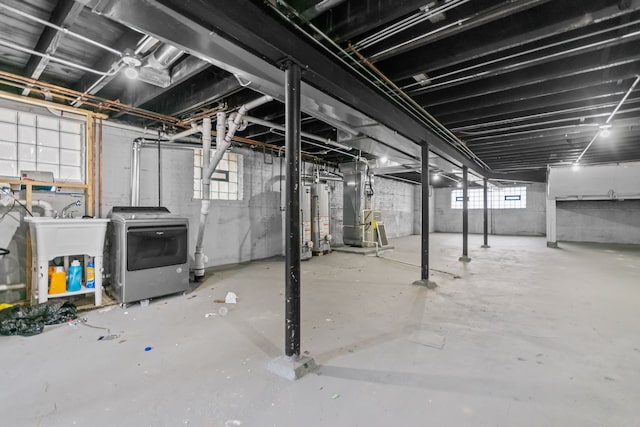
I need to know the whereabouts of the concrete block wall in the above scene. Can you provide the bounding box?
[433,183,546,236]
[413,184,435,234]
[557,200,640,244]
[101,123,286,267]
[372,177,416,238]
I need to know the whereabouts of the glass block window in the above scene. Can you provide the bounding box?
[0,108,85,182]
[194,149,242,200]
[451,186,527,209]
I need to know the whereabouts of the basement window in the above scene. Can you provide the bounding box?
[0,108,85,182]
[193,150,243,200]
[451,186,527,209]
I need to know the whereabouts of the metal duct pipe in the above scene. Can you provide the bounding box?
[193,116,214,280]
[147,44,184,69]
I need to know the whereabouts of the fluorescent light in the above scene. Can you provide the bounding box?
[432,173,440,181]
[380,156,388,163]
[457,182,462,188]
[572,163,580,171]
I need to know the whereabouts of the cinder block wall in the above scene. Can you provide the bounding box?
[373,177,416,238]
[102,123,286,267]
[433,183,546,236]
[557,200,640,244]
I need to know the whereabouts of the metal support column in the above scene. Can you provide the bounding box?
[413,143,436,288]
[285,62,302,359]
[481,177,490,248]
[459,166,471,262]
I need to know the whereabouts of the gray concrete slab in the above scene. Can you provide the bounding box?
[1,233,639,426]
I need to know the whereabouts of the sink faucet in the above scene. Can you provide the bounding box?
[61,200,81,218]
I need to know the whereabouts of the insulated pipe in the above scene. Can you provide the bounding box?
[130,140,141,206]
[193,117,214,280]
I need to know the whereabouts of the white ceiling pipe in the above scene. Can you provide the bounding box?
[205,95,273,179]
[193,116,213,279]
[165,124,202,141]
[575,75,640,164]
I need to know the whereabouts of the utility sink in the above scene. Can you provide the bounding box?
[24,217,110,260]
[25,217,110,306]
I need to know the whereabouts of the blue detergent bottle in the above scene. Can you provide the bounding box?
[67,260,82,292]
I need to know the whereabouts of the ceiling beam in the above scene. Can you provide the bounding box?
[415,51,640,106]
[384,0,640,81]
[371,0,553,62]
[88,0,492,176]
[22,0,85,95]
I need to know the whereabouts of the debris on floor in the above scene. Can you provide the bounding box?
[331,393,340,400]
[140,299,150,308]
[225,292,238,304]
[213,299,225,303]
[204,312,217,318]
[144,346,152,352]
[0,301,77,336]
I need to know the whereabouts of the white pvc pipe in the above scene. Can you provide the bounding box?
[0,283,26,291]
[192,95,273,279]
[130,140,141,206]
[165,125,202,141]
[18,200,54,217]
[193,117,214,279]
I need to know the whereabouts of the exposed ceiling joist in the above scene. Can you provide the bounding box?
[21,0,85,95]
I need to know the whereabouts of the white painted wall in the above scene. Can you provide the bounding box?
[547,162,640,244]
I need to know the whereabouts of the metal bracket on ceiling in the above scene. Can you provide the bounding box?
[277,57,308,72]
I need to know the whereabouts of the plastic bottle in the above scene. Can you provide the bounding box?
[86,260,95,289]
[49,267,66,294]
[67,260,82,292]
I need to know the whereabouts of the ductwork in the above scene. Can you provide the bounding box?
[137,44,185,88]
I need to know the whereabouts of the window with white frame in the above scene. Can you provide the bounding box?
[193,149,243,200]
[451,186,527,209]
[0,108,85,182]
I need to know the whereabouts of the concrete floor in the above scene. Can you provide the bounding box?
[1,233,639,427]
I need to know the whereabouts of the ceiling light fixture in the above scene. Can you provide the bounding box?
[432,173,440,181]
[124,65,139,79]
[121,49,142,80]
[599,124,611,138]
[380,156,388,163]
[457,182,462,188]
